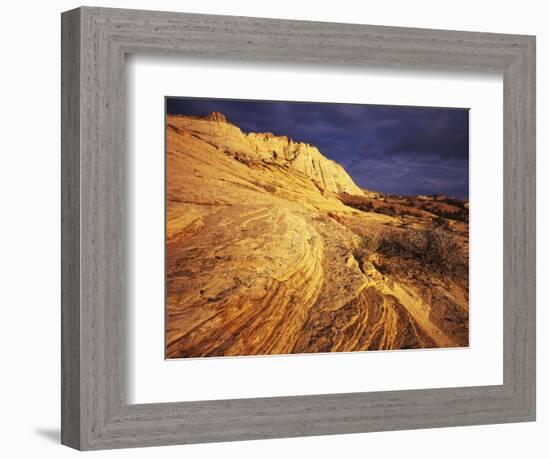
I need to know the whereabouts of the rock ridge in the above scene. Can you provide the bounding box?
[169,112,365,196]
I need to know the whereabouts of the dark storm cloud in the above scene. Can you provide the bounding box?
[166,97,469,198]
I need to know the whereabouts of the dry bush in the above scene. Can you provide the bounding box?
[353,233,380,260]
[339,193,425,218]
[378,226,468,277]
[351,233,380,274]
[359,233,380,254]
[417,199,469,223]
[432,216,450,229]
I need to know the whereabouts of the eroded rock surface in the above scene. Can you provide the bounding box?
[166,113,469,358]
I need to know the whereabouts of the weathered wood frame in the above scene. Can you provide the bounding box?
[61,6,536,450]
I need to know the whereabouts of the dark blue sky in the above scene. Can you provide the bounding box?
[166,97,469,199]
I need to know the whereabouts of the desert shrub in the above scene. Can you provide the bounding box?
[339,193,426,219]
[339,193,374,212]
[432,216,449,229]
[351,233,380,273]
[358,233,380,255]
[376,206,397,217]
[418,201,469,223]
[378,226,468,277]
[437,208,469,223]
[353,234,380,260]
[436,195,467,208]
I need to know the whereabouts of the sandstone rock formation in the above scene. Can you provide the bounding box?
[166,112,469,358]
[169,112,364,196]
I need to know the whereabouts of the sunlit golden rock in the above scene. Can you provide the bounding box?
[166,113,469,358]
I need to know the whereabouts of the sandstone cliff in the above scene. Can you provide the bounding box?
[169,112,364,196]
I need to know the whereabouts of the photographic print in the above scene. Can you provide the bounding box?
[165,98,469,359]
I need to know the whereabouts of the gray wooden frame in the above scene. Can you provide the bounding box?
[61,6,536,451]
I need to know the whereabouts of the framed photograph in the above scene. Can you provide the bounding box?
[61,6,536,450]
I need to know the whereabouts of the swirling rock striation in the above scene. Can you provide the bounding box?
[166,113,469,358]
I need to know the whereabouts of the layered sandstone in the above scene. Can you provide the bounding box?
[168,112,364,196]
[166,112,469,358]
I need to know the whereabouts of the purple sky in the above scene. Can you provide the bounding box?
[166,97,469,199]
